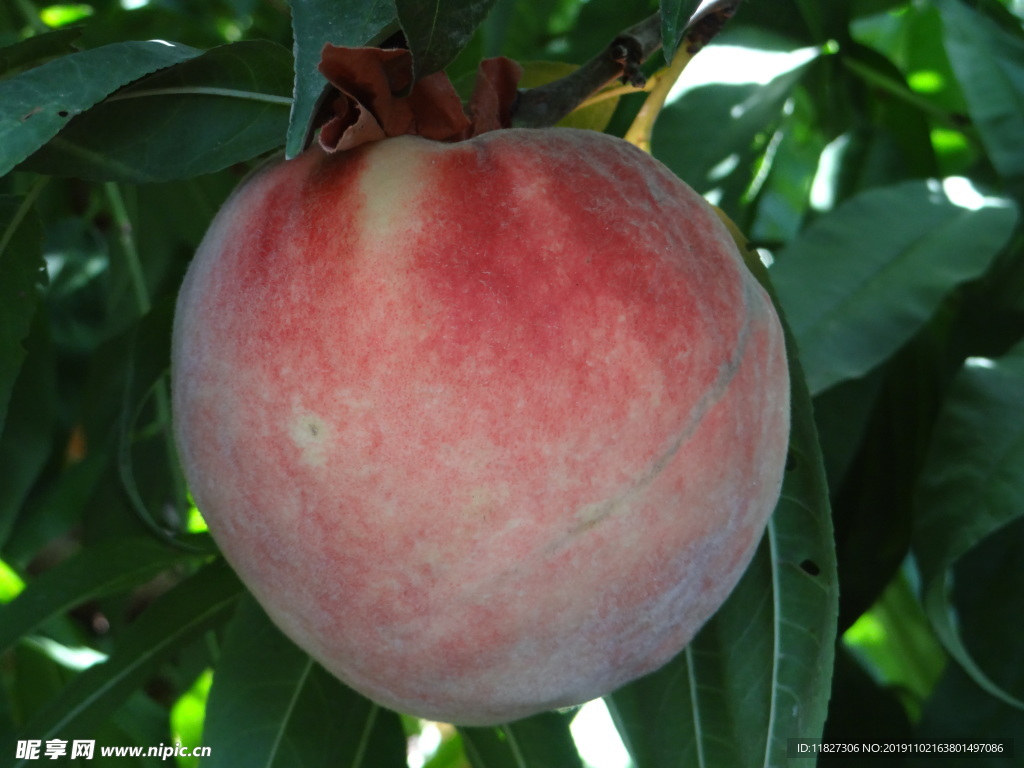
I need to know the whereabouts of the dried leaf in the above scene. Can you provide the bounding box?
[316,45,522,151]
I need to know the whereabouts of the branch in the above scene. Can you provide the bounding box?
[685,0,744,55]
[511,13,661,129]
[624,0,744,152]
[510,0,746,130]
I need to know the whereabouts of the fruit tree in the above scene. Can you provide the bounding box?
[1,1,1023,767]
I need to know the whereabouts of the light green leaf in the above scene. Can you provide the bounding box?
[0,39,200,177]
[913,339,1024,711]
[204,594,407,768]
[771,179,1019,395]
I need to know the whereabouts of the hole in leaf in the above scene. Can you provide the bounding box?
[57,110,69,118]
[799,559,820,576]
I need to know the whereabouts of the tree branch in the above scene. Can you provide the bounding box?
[511,13,661,129]
[685,0,744,54]
[510,0,745,130]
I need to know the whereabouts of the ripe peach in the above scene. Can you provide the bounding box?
[171,127,789,725]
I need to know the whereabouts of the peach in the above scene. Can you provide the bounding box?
[171,127,789,725]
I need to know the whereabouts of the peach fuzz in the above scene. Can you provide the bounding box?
[171,127,790,725]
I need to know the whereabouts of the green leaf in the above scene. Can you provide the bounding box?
[460,712,584,768]
[0,39,200,177]
[937,0,1024,185]
[170,669,212,768]
[652,48,816,211]
[794,0,850,41]
[286,0,397,159]
[770,179,1019,395]
[0,559,242,766]
[19,41,293,183]
[660,0,702,61]
[0,191,46,436]
[0,536,195,654]
[118,298,209,552]
[912,338,1024,711]
[6,642,76,727]
[0,314,56,551]
[0,27,82,77]
[608,252,838,768]
[842,569,947,714]
[914,517,1024,755]
[821,646,914,754]
[396,0,499,79]
[204,594,407,768]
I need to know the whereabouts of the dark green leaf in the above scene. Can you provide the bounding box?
[204,594,407,768]
[0,536,195,653]
[20,41,293,183]
[118,298,206,550]
[793,0,850,41]
[0,314,56,550]
[913,338,1024,710]
[842,570,947,713]
[811,371,884,492]
[609,249,837,768]
[912,518,1024,767]
[0,40,200,177]
[556,0,653,65]
[821,646,914,765]
[0,536,194,655]
[825,333,946,630]
[938,0,1024,185]
[660,0,702,61]
[771,180,1019,395]
[287,0,397,159]
[0,27,81,77]
[6,642,76,726]
[460,712,583,768]
[397,0,499,79]
[0,559,242,765]
[0,192,46,435]
[652,48,816,211]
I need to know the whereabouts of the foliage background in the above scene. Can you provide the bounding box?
[1,0,1023,766]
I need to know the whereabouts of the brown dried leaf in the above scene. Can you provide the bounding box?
[316,45,522,152]
[468,57,524,136]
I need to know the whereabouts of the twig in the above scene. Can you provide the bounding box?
[624,0,743,152]
[510,0,745,130]
[511,13,662,129]
[684,0,744,56]
[622,33,693,153]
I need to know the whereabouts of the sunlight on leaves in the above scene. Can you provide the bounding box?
[40,4,94,28]
[0,556,24,603]
[842,568,946,721]
[186,503,209,534]
[171,669,213,768]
